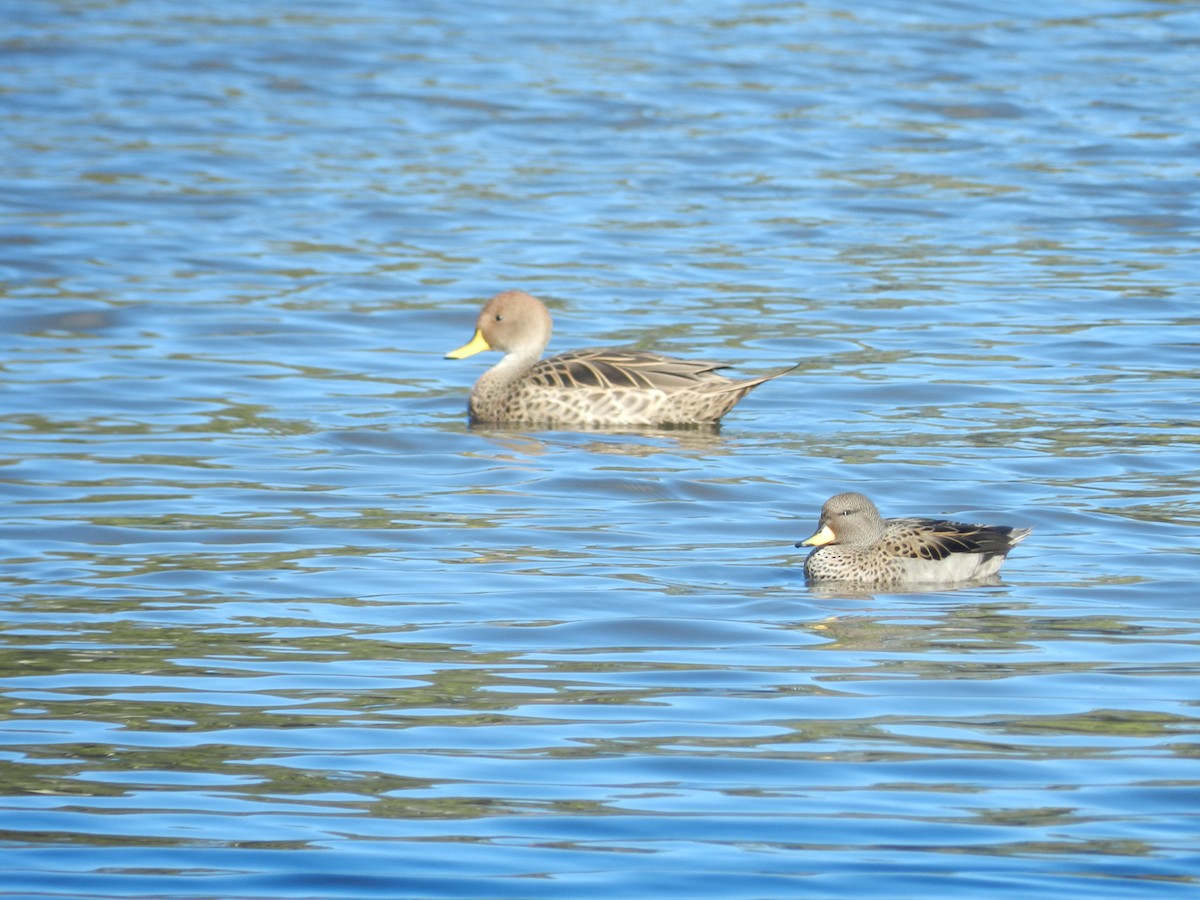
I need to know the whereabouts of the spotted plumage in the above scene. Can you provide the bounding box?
[446,290,797,427]
[796,492,1031,585]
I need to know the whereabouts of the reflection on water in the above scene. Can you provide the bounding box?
[2,0,1200,897]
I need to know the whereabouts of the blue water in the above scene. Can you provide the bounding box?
[2,1,1199,897]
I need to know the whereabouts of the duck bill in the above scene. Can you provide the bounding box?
[446,329,492,359]
[797,524,835,548]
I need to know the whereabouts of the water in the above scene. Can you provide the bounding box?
[2,1,1198,897]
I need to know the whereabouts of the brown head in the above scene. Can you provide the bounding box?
[445,290,554,361]
[796,492,886,549]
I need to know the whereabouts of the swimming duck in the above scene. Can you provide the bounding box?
[446,290,796,427]
[796,491,1031,585]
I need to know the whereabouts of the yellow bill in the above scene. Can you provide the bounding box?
[446,329,492,359]
[798,524,835,547]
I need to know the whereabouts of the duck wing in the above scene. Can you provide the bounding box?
[888,518,1031,562]
[528,348,733,391]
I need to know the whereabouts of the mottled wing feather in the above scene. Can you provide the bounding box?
[890,518,1022,561]
[528,348,732,391]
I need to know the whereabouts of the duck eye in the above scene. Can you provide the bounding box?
[494,314,504,322]
[840,509,855,516]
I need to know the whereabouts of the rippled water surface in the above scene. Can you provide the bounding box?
[2,1,1199,897]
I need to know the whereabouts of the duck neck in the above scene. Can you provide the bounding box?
[473,347,541,407]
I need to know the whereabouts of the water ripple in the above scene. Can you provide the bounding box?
[2,0,1199,897]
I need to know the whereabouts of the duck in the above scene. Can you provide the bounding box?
[796,491,1031,585]
[446,290,797,427]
